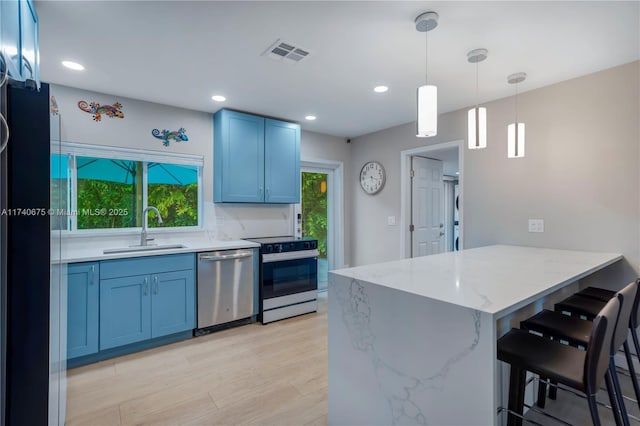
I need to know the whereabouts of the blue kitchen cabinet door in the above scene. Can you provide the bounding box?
[67,262,99,359]
[19,0,38,83]
[264,118,300,203]
[100,275,151,350]
[214,109,265,203]
[150,269,195,338]
[1,0,21,80]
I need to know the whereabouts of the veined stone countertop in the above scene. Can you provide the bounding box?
[330,244,622,318]
[53,231,259,263]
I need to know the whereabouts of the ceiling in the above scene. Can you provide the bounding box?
[35,1,639,138]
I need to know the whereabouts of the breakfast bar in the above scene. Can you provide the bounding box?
[328,245,622,425]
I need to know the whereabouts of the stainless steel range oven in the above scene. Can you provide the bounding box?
[247,237,318,324]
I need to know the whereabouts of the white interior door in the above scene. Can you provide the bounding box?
[411,156,444,257]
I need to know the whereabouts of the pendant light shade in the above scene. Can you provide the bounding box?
[467,49,488,149]
[417,85,438,137]
[415,11,439,138]
[468,107,487,149]
[507,72,527,158]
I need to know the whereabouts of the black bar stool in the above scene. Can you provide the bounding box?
[498,296,621,426]
[577,286,617,302]
[521,281,639,425]
[576,281,640,374]
[548,281,640,411]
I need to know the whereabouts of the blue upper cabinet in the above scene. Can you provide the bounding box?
[214,109,300,204]
[265,119,300,204]
[67,262,99,359]
[0,0,39,85]
[214,110,265,203]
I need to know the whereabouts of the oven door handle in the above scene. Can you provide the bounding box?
[262,250,319,263]
[199,252,253,261]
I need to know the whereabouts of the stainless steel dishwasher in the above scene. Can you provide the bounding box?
[196,249,255,332]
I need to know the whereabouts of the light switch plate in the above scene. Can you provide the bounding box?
[387,216,396,226]
[528,219,544,233]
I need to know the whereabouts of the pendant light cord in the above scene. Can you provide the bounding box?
[515,81,519,124]
[475,61,479,109]
[425,29,429,85]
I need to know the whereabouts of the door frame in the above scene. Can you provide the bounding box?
[296,159,345,272]
[400,140,464,258]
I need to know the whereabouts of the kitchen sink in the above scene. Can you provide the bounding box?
[103,244,187,254]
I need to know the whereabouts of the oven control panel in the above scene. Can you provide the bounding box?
[262,239,317,254]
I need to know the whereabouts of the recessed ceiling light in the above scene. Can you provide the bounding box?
[455,172,460,175]
[61,60,84,71]
[305,115,317,121]
[211,95,226,102]
[373,85,389,93]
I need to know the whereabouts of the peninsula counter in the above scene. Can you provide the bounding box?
[328,245,622,425]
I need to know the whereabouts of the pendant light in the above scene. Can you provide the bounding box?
[415,11,439,138]
[507,72,527,158]
[467,49,488,150]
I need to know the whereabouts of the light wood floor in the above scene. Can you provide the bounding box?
[66,294,328,426]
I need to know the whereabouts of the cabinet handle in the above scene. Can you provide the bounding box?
[0,52,8,88]
[90,265,95,285]
[143,277,149,296]
[154,276,159,295]
[266,188,270,199]
[258,186,263,197]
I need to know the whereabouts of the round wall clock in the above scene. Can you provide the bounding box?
[360,161,386,195]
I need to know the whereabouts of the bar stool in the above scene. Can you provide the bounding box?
[498,296,620,426]
[576,281,640,374]
[550,280,640,412]
[521,281,639,425]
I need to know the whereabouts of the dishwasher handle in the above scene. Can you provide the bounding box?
[199,251,253,261]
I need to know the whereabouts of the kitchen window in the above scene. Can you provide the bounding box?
[51,143,203,232]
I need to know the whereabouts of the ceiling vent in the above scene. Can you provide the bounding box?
[262,39,310,63]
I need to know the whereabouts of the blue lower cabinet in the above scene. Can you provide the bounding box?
[151,270,195,338]
[100,274,152,350]
[67,262,99,359]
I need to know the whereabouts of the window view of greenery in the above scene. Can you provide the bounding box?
[76,157,141,229]
[301,172,328,286]
[147,163,198,227]
[50,153,201,231]
[50,154,69,231]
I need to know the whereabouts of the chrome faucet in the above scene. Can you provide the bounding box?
[141,206,163,246]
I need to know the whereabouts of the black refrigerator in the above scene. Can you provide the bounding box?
[1,80,51,426]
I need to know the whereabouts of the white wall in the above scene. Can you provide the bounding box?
[50,85,351,252]
[350,61,639,287]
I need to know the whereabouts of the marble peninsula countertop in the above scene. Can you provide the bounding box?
[53,231,259,264]
[330,245,622,318]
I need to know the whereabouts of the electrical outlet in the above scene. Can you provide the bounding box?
[528,219,544,233]
[387,216,396,226]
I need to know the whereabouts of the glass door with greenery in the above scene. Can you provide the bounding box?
[301,171,328,290]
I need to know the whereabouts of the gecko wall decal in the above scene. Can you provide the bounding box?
[151,128,188,147]
[77,100,125,121]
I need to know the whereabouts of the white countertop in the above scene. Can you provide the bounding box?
[330,245,622,318]
[54,232,259,263]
